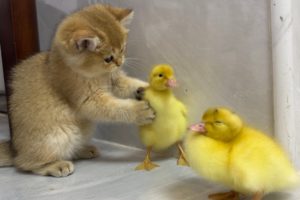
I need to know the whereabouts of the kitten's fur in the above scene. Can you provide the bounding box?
[0,4,154,177]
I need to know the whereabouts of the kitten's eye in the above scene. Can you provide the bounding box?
[120,47,124,53]
[104,55,114,63]
[158,74,164,77]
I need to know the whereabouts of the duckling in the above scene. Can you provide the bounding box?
[135,64,188,171]
[185,107,299,200]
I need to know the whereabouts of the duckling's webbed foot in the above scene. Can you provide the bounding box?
[177,142,189,166]
[208,191,239,200]
[177,154,189,166]
[252,192,264,200]
[135,147,159,171]
[135,159,159,171]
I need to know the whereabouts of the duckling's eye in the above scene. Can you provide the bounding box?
[214,121,223,125]
[158,74,164,77]
[104,55,114,63]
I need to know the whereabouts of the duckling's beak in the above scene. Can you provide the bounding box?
[166,78,177,88]
[189,122,206,134]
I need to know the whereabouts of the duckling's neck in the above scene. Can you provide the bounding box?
[150,88,173,96]
[226,126,245,144]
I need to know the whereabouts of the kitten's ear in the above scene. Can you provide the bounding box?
[76,36,101,52]
[119,9,134,26]
[106,5,134,26]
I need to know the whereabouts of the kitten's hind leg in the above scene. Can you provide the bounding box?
[74,145,99,160]
[32,160,74,177]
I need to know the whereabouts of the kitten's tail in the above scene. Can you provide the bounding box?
[0,141,13,167]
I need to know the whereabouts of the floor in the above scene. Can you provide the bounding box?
[0,115,299,200]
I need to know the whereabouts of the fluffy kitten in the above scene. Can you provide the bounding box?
[0,4,154,177]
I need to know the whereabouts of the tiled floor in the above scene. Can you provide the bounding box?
[0,114,299,200]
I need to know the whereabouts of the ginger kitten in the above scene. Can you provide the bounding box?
[0,4,154,177]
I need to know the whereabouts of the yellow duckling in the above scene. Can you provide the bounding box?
[185,107,299,200]
[135,64,188,171]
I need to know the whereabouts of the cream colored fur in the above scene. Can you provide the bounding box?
[0,4,154,177]
[0,141,13,166]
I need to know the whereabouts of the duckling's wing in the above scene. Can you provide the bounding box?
[178,101,187,118]
[230,130,299,193]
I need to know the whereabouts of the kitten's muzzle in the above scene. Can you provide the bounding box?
[115,58,123,67]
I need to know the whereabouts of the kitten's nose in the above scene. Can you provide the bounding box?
[115,58,123,67]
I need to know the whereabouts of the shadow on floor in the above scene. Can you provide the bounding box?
[163,177,295,200]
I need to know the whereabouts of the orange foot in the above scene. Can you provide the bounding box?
[252,192,264,200]
[177,153,189,166]
[177,142,189,166]
[135,147,159,171]
[208,191,239,200]
[135,159,159,171]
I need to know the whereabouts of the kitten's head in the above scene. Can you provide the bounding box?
[53,4,133,77]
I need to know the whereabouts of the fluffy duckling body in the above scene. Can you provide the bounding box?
[135,64,188,171]
[185,108,299,200]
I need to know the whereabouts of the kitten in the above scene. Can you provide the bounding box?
[0,4,155,177]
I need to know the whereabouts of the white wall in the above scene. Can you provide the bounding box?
[36,0,273,148]
[293,0,300,168]
[271,0,300,168]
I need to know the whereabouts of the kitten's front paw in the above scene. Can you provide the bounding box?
[133,101,155,125]
[135,87,145,101]
[33,160,74,177]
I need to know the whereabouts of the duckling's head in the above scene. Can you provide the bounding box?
[149,64,177,91]
[200,107,243,142]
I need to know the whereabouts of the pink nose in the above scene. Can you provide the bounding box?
[115,59,123,67]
